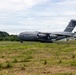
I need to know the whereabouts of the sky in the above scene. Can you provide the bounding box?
[0,0,76,34]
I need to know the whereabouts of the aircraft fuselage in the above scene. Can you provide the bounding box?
[18,20,76,43]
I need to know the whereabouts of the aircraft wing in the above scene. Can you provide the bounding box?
[38,32,74,37]
[52,32,74,36]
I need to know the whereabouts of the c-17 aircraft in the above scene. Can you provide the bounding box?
[18,19,76,43]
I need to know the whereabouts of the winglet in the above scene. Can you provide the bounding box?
[64,19,76,32]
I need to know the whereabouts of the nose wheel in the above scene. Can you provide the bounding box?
[21,40,23,43]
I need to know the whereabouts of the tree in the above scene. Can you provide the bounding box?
[0,31,19,41]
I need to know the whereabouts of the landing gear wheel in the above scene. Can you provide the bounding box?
[21,41,23,43]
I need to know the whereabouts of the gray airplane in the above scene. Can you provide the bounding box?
[18,19,76,43]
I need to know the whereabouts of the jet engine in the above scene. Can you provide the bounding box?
[37,33,47,38]
[49,34,57,39]
[37,33,57,39]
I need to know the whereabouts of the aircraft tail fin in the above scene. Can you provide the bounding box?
[64,19,76,32]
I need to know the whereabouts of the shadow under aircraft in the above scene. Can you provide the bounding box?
[18,19,76,43]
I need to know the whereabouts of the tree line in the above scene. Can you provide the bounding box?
[0,31,19,41]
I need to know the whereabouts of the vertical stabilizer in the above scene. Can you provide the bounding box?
[64,19,76,32]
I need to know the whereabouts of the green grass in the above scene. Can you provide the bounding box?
[0,41,76,75]
[52,72,73,75]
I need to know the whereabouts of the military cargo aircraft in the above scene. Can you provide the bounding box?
[18,19,76,43]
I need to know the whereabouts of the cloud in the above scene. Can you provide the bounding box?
[0,0,76,34]
[63,11,76,16]
[57,0,76,5]
[0,0,48,12]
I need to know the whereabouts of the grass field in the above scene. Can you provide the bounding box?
[0,41,76,75]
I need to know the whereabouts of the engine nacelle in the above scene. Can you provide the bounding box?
[37,34,46,38]
[49,34,57,38]
[37,33,57,39]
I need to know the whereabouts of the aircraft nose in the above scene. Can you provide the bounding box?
[17,35,20,40]
[17,33,23,39]
[17,35,20,38]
